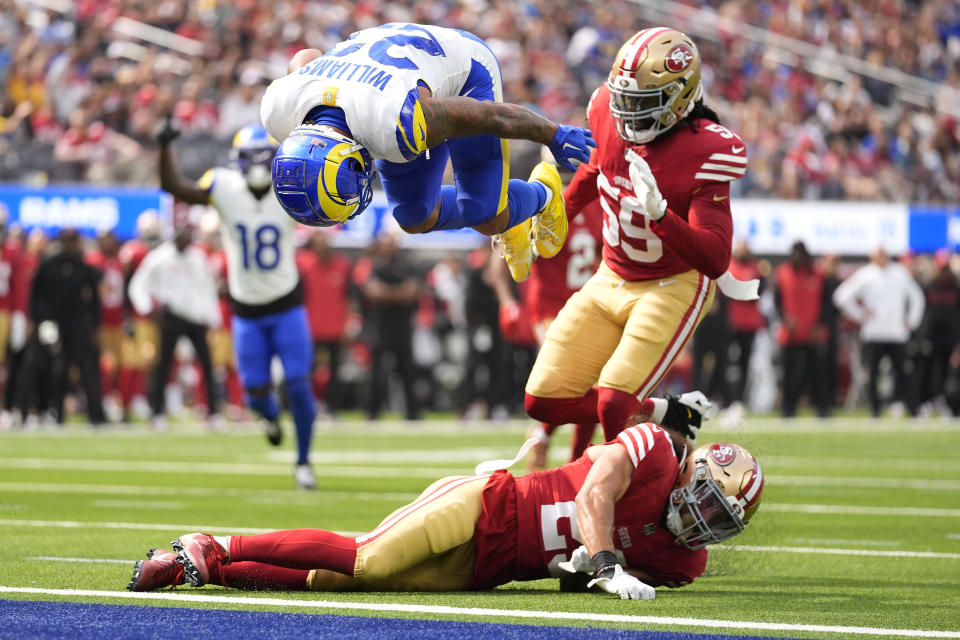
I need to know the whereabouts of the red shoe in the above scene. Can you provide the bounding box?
[172,533,227,587]
[127,549,184,591]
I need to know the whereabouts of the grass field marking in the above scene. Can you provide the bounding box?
[26,557,132,565]
[91,500,184,510]
[948,534,960,540]
[0,518,366,537]
[787,538,902,547]
[719,545,960,559]
[0,519,278,535]
[764,503,960,517]
[0,457,461,478]
[764,456,959,472]
[0,482,419,503]
[771,475,960,491]
[0,586,957,638]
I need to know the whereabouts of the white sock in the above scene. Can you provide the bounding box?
[532,181,552,212]
[213,535,231,560]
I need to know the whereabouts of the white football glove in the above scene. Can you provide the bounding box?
[557,545,594,574]
[625,149,667,221]
[588,564,656,600]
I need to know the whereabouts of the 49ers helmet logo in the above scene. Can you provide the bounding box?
[665,44,694,72]
[709,444,737,466]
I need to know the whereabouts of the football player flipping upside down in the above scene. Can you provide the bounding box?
[524,27,758,442]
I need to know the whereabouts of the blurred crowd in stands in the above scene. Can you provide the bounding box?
[1,0,959,201]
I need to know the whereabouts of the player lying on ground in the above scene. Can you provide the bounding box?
[128,397,763,600]
[260,22,596,282]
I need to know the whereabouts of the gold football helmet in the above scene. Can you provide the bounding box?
[666,443,764,549]
[607,27,703,144]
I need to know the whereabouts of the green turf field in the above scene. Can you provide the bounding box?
[1,415,958,639]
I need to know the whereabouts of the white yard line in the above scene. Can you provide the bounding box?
[787,538,902,547]
[0,482,418,502]
[92,500,184,510]
[770,475,960,491]
[26,557,132,565]
[0,586,956,638]
[716,545,960,560]
[0,458,461,478]
[764,503,960,517]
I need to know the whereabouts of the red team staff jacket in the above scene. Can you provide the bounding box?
[564,84,746,282]
[469,423,707,589]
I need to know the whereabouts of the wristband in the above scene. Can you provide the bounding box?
[591,550,619,578]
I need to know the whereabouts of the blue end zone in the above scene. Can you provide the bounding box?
[0,600,804,640]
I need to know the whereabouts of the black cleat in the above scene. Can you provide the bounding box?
[264,418,282,447]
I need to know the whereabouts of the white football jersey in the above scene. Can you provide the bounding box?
[260,23,503,163]
[201,168,299,306]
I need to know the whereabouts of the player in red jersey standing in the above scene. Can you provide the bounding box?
[86,230,128,420]
[524,27,755,440]
[128,417,763,598]
[296,231,352,415]
[118,213,164,416]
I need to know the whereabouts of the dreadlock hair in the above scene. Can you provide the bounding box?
[682,100,721,133]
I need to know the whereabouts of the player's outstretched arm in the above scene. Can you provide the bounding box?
[419,97,595,170]
[156,116,211,206]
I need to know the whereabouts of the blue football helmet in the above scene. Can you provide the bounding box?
[271,125,375,227]
[231,125,278,191]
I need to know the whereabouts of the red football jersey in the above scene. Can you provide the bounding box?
[526,199,604,324]
[471,423,706,589]
[119,239,151,319]
[12,250,38,314]
[565,84,746,282]
[206,248,233,328]
[86,250,125,326]
[297,249,351,341]
[0,241,22,312]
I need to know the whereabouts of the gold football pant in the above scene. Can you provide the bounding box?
[526,262,715,399]
[307,475,487,592]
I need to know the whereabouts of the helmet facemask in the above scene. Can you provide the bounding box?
[665,443,764,550]
[608,78,701,144]
[665,459,745,549]
[607,28,703,144]
[233,147,277,190]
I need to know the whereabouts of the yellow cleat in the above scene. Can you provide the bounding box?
[529,161,567,258]
[492,218,534,282]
